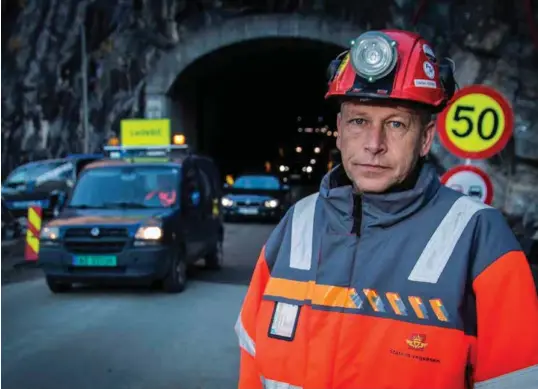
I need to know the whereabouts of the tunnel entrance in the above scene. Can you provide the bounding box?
[169,38,344,183]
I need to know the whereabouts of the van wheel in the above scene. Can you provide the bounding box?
[163,250,187,293]
[205,239,223,270]
[46,276,72,293]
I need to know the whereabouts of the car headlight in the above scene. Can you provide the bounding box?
[221,197,233,207]
[264,199,279,208]
[135,226,162,240]
[41,226,59,240]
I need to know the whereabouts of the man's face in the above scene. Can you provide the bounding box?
[336,100,435,193]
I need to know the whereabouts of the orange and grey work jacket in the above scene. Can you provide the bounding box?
[235,163,538,389]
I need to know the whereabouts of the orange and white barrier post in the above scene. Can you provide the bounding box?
[24,206,43,261]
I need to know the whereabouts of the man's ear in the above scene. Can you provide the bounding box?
[336,112,342,151]
[420,120,436,157]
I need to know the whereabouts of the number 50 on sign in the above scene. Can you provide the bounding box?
[436,85,514,160]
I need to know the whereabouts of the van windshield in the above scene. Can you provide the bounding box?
[69,166,180,209]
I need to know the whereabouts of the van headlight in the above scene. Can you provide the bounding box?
[221,197,233,207]
[40,226,60,240]
[135,226,163,240]
[264,199,279,208]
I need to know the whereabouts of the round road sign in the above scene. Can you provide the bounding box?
[436,85,513,160]
[440,165,494,205]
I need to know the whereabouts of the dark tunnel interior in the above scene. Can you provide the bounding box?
[170,38,345,182]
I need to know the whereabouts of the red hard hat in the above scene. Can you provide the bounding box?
[326,30,456,112]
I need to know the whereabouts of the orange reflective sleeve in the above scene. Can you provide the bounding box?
[236,247,271,389]
[473,250,538,387]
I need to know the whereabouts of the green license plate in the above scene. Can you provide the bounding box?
[72,255,117,267]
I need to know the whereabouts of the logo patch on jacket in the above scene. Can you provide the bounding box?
[406,334,428,350]
[389,333,440,364]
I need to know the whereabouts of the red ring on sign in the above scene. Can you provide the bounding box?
[440,165,494,205]
[436,85,514,160]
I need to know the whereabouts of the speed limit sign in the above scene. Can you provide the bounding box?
[436,85,514,160]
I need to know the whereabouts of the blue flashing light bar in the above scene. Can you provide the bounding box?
[103,144,189,162]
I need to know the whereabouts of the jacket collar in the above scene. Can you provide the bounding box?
[319,162,441,230]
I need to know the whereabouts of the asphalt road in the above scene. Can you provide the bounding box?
[1,222,276,389]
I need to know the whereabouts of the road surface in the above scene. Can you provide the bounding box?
[2,222,275,389]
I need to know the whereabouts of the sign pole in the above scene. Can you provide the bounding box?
[81,24,90,154]
[503,159,513,213]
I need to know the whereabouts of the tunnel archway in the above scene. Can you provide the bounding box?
[144,14,358,181]
[146,14,359,95]
[171,37,344,180]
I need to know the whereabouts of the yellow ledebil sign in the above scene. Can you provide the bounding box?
[120,119,171,146]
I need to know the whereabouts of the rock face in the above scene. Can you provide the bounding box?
[2,0,538,222]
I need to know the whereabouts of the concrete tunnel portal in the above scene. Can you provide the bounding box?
[170,38,344,178]
[143,15,358,181]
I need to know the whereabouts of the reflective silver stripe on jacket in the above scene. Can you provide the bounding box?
[235,313,255,357]
[290,193,319,270]
[408,196,488,284]
[261,376,303,389]
[474,365,538,389]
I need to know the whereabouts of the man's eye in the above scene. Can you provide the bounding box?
[350,118,365,125]
[389,121,404,129]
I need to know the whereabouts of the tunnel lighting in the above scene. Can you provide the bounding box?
[350,31,398,83]
[279,165,287,172]
[310,159,316,164]
[314,147,321,154]
[296,146,302,153]
[298,127,303,132]
[306,166,313,173]
[321,127,327,133]
[173,134,186,145]
[108,137,120,146]
[315,128,320,133]
[305,128,313,133]
[333,131,338,137]
[283,177,288,183]
[327,131,332,136]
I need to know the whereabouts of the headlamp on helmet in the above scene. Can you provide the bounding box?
[350,31,398,83]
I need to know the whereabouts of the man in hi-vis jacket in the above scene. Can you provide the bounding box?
[235,29,538,389]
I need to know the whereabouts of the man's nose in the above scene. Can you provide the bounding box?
[364,125,387,154]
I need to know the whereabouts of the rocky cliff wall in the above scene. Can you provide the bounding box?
[2,0,538,220]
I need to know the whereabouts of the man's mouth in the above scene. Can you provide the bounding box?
[356,163,389,170]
